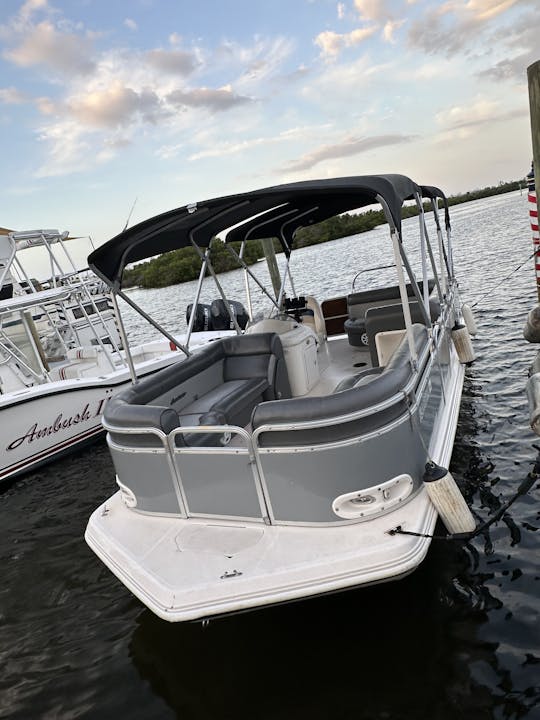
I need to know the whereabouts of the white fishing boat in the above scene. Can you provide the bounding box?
[0,228,237,483]
[85,174,477,622]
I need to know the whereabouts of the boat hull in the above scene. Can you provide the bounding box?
[85,354,465,622]
[0,356,178,483]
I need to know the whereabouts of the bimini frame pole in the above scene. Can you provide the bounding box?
[188,237,243,334]
[110,291,138,384]
[222,243,282,312]
[414,192,431,313]
[445,217,455,280]
[238,240,254,321]
[430,198,448,296]
[376,195,418,367]
[185,245,211,348]
[275,206,318,308]
[114,288,191,357]
[414,192,444,304]
[391,228,417,367]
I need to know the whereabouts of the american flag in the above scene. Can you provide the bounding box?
[528,163,539,285]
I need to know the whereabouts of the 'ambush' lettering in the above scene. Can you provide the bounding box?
[7,400,104,451]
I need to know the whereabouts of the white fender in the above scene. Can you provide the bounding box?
[461,303,478,336]
[526,372,540,436]
[451,323,475,364]
[423,463,476,534]
[523,304,540,344]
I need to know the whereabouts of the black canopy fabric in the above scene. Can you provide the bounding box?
[419,185,451,231]
[89,174,426,287]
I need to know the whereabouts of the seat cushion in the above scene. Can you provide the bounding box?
[344,318,368,347]
[180,377,268,426]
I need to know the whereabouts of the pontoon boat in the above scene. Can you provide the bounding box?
[85,174,474,621]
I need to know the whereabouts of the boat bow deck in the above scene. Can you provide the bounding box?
[86,488,437,622]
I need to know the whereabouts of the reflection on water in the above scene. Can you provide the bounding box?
[1,192,540,719]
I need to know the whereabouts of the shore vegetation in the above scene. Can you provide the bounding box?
[122,178,524,289]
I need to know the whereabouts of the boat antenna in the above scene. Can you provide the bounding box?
[122,197,138,232]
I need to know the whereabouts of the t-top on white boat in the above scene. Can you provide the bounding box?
[85,174,477,622]
[0,228,236,483]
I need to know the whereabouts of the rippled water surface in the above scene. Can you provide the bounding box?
[1,191,539,719]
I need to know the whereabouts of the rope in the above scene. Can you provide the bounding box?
[387,452,540,542]
[470,246,540,309]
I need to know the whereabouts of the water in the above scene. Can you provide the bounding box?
[1,191,539,720]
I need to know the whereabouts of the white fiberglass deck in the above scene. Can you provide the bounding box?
[86,487,437,622]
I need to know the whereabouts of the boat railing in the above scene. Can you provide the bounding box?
[102,323,450,525]
[0,282,127,384]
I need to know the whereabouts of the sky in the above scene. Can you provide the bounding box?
[0,0,538,246]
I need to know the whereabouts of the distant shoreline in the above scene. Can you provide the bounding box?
[123,179,524,290]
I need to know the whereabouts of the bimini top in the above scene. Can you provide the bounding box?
[89,174,440,288]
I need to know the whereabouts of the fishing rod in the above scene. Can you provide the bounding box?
[122,197,138,232]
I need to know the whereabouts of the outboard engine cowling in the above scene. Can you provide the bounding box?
[186,303,212,332]
[210,299,249,330]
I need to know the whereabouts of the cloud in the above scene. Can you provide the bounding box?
[216,36,294,89]
[4,21,95,75]
[281,133,415,172]
[0,86,27,104]
[317,0,407,56]
[35,118,92,177]
[67,83,164,128]
[301,54,391,108]
[166,85,253,112]
[408,0,520,56]
[0,86,59,116]
[354,0,392,22]
[476,10,539,82]
[478,51,537,82]
[156,142,185,160]
[434,97,527,142]
[5,0,51,31]
[145,48,199,76]
[185,125,331,161]
[382,18,406,42]
[315,26,377,57]
[35,96,55,114]
[436,98,499,129]
[452,0,519,21]
[0,3,295,177]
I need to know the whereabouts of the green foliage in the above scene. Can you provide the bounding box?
[121,179,524,289]
[122,239,263,289]
[446,179,523,206]
[293,208,386,249]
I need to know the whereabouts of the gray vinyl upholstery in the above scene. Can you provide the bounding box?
[365,299,440,366]
[252,324,428,447]
[346,280,436,320]
[345,280,435,348]
[332,366,384,392]
[105,333,291,446]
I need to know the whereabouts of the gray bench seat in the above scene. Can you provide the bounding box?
[365,299,440,366]
[252,325,428,447]
[105,332,291,447]
[345,280,436,347]
[179,376,269,427]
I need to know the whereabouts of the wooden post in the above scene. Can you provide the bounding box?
[528,60,540,300]
[261,238,282,302]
